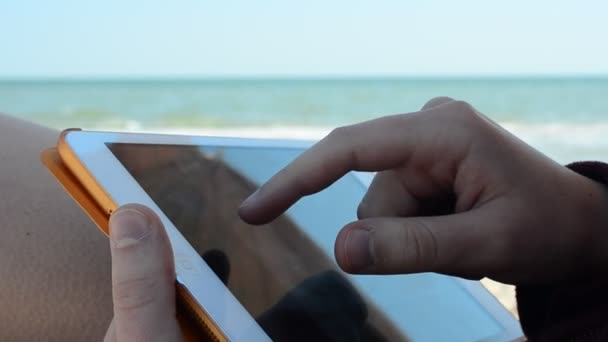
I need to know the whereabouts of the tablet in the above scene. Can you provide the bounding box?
[58,130,523,342]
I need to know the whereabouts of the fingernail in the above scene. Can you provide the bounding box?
[345,228,373,271]
[110,208,152,248]
[239,189,259,209]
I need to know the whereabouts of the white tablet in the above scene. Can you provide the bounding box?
[59,130,523,342]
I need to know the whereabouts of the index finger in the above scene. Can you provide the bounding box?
[238,111,430,225]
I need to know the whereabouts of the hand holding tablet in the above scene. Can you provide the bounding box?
[104,204,182,342]
[46,97,552,341]
[103,205,384,342]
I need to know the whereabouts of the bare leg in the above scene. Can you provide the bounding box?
[0,113,112,341]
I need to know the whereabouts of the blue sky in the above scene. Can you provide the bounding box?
[1,0,607,78]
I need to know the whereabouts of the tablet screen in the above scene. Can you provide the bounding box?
[107,142,511,341]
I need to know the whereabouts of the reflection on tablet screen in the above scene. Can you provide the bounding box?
[107,143,506,342]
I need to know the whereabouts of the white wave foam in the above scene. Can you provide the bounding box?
[500,122,608,162]
[502,122,608,147]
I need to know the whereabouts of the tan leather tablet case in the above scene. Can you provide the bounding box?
[41,147,217,342]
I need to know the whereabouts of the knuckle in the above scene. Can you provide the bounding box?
[438,100,489,131]
[401,220,439,270]
[422,96,453,110]
[449,99,475,113]
[112,275,159,311]
[316,124,360,174]
[357,200,370,219]
[328,125,354,141]
[450,100,480,120]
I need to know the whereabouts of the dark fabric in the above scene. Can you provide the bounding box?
[517,277,608,341]
[568,161,608,185]
[516,161,608,342]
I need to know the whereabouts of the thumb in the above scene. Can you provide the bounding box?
[109,204,182,342]
[334,213,494,278]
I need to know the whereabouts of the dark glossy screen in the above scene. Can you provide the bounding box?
[107,142,504,342]
[107,142,405,342]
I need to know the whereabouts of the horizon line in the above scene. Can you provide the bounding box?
[2,73,608,82]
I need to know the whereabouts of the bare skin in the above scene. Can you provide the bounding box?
[0,116,180,341]
[239,97,608,285]
[0,113,112,341]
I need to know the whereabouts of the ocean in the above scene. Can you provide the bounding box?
[1,78,607,163]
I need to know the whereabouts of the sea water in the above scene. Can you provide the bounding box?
[1,77,606,163]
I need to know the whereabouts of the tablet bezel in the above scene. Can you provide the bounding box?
[61,130,523,342]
